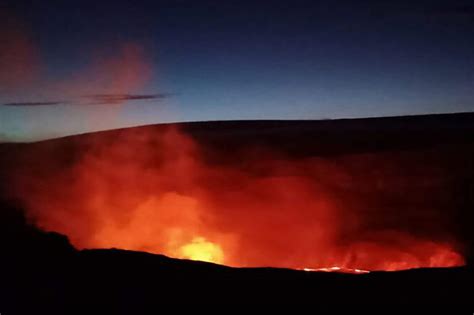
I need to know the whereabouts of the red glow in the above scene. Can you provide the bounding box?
[0,10,39,92]
[9,126,465,271]
[58,42,152,102]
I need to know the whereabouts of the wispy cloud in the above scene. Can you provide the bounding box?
[84,93,173,104]
[2,101,64,106]
[2,93,173,107]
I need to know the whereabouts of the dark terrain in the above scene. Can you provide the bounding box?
[1,113,473,308]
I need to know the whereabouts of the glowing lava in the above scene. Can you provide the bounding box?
[177,237,224,264]
[302,267,370,274]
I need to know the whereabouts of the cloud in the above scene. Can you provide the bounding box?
[2,93,172,107]
[84,93,173,104]
[2,101,64,107]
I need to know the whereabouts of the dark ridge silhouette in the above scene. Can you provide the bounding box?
[5,111,474,153]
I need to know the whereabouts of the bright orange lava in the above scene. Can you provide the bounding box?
[302,267,370,274]
[177,237,224,264]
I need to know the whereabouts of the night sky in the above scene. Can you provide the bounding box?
[1,0,473,141]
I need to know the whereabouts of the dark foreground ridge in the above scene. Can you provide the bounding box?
[0,205,472,309]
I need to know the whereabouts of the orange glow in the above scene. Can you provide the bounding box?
[177,237,224,264]
[302,267,370,274]
[8,126,466,272]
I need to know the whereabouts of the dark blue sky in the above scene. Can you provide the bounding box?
[1,0,473,141]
